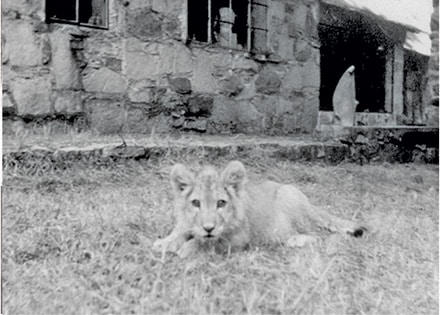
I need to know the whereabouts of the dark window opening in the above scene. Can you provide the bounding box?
[188,0,209,42]
[211,0,248,48]
[319,5,391,113]
[187,0,267,52]
[46,0,108,29]
[47,0,77,21]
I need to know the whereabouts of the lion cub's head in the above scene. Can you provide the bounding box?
[170,161,248,241]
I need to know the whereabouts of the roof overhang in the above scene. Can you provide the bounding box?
[321,0,433,56]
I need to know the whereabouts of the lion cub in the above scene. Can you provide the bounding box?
[153,161,366,257]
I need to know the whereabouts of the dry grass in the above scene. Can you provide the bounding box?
[2,155,439,314]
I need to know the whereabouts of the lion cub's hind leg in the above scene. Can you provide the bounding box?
[277,185,366,237]
[286,234,318,248]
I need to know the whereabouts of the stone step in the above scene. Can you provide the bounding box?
[2,141,350,167]
[2,128,438,168]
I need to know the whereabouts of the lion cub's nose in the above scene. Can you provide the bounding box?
[203,223,215,234]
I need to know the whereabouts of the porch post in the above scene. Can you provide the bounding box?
[393,44,404,122]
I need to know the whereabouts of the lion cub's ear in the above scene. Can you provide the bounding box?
[221,161,247,192]
[170,164,194,195]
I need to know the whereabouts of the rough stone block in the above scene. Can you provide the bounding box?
[86,98,126,134]
[124,0,152,10]
[287,3,308,36]
[275,37,294,60]
[3,19,42,67]
[2,0,43,15]
[123,51,160,80]
[2,92,16,116]
[234,100,265,133]
[152,0,183,15]
[211,96,266,133]
[255,70,281,95]
[254,95,301,134]
[318,111,335,125]
[184,119,208,132]
[231,55,259,73]
[276,96,298,117]
[281,66,303,94]
[190,51,221,93]
[171,45,194,73]
[187,95,214,117]
[268,1,286,33]
[269,14,286,36]
[431,6,439,30]
[83,67,128,94]
[219,74,244,96]
[124,37,147,52]
[10,76,52,115]
[50,31,82,90]
[275,112,300,134]
[2,33,9,65]
[140,43,194,74]
[125,106,150,133]
[294,37,312,62]
[128,79,156,103]
[126,107,171,133]
[288,91,307,113]
[252,95,279,115]
[301,94,319,133]
[126,8,162,40]
[425,105,439,126]
[306,9,319,40]
[158,90,182,111]
[169,77,191,94]
[211,96,236,123]
[41,35,52,65]
[301,60,320,88]
[164,17,181,39]
[54,90,82,113]
[104,57,122,72]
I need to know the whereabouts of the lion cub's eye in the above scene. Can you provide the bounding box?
[191,199,201,208]
[217,200,227,208]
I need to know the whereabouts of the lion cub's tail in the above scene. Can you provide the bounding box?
[310,206,368,238]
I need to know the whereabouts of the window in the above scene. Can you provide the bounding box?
[187,0,268,53]
[46,0,108,29]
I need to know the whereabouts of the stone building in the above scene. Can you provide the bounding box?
[2,0,438,135]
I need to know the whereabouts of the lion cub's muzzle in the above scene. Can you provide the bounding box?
[203,223,216,237]
[198,222,225,239]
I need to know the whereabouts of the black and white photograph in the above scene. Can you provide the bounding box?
[2,0,439,314]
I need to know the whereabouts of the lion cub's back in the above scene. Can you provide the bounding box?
[245,180,313,244]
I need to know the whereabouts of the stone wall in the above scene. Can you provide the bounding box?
[2,0,321,135]
[425,0,439,126]
[429,0,439,106]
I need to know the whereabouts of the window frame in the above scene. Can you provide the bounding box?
[187,0,268,54]
[46,0,109,30]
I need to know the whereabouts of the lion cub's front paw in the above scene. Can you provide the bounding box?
[153,236,186,255]
[177,239,199,258]
[152,238,168,253]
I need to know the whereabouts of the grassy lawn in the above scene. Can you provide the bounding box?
[2,156,439,314]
